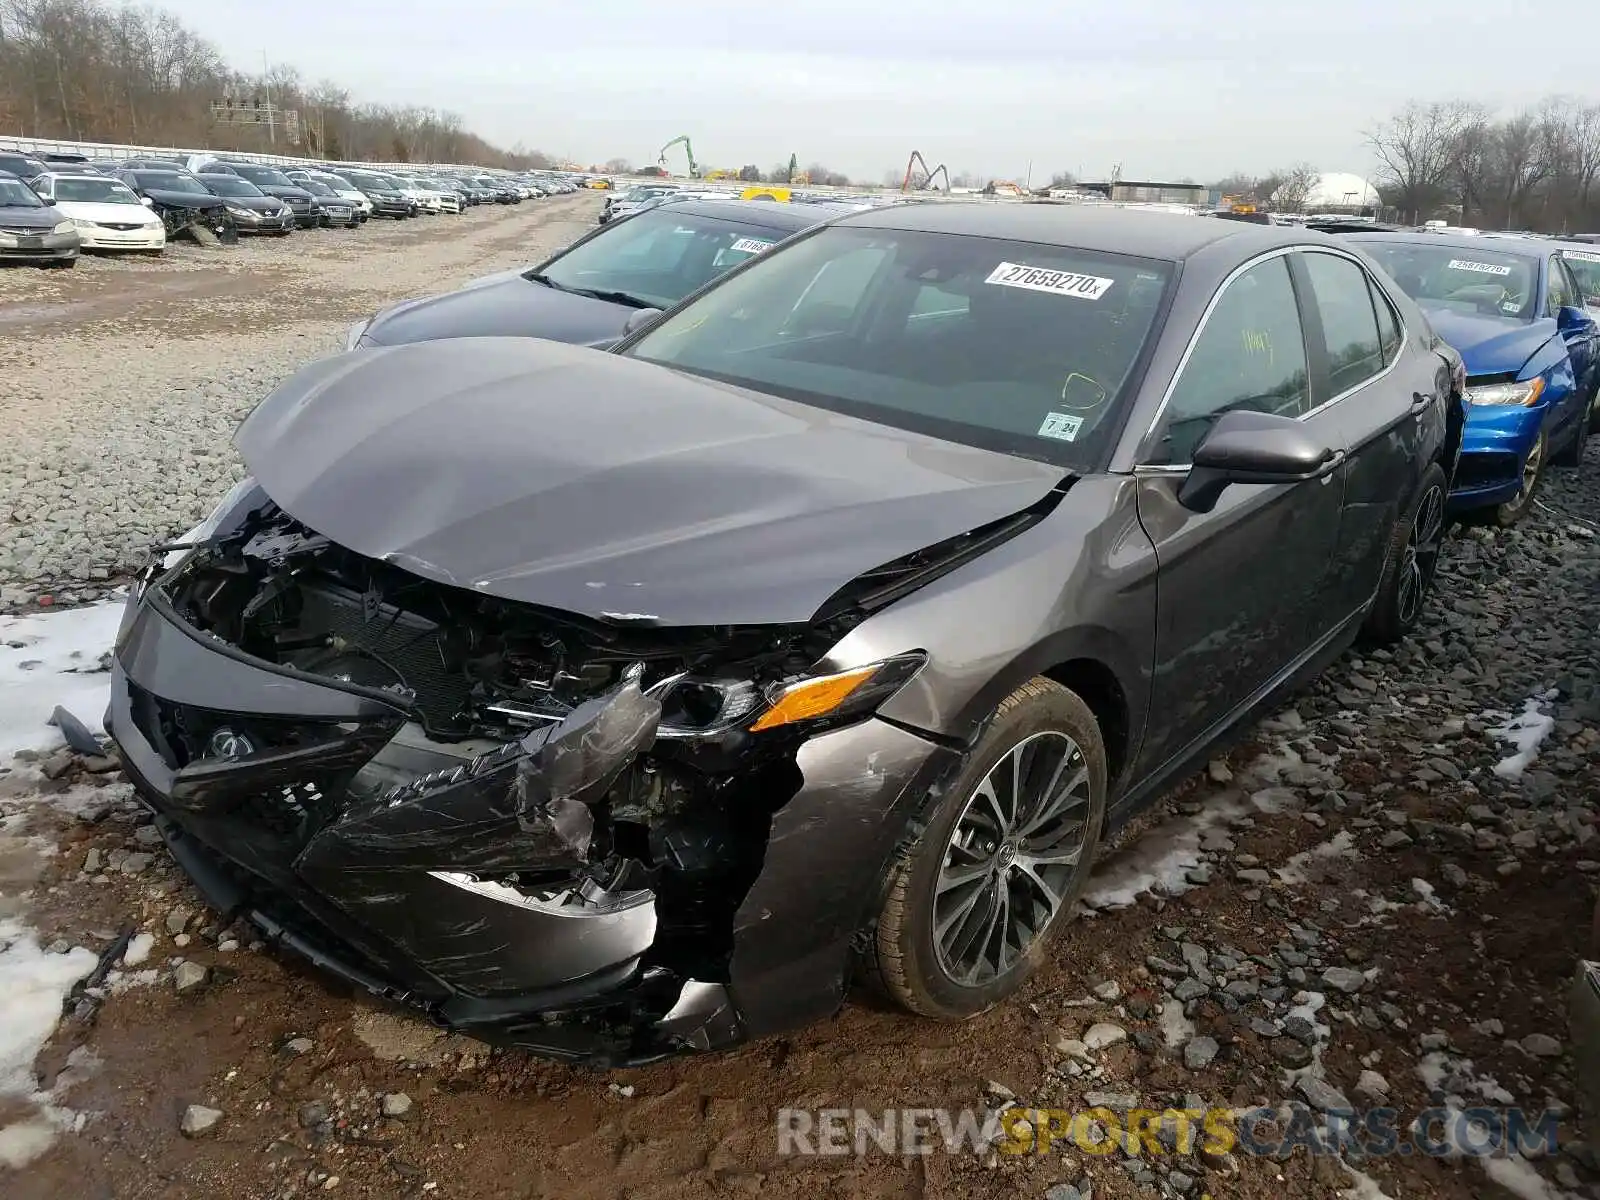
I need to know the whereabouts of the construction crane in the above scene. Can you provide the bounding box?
[901,150,950,193]
[657,135,701,178]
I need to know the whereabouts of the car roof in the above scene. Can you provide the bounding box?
[652,198,837,232]
[38,172,118,182]
[828,201,1323,261]
[1341,229,1547,257]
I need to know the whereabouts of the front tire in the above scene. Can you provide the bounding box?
[1491,429,1546,527]
[865,678,1106,1021]
[1362,462,1448,645]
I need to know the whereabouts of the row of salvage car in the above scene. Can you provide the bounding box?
[100,192,1599,1067]
[0,145,579,264]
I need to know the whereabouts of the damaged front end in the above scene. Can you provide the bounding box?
[107,491,955,1064]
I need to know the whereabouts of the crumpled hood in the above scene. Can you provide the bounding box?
[1421,305,1556,377]
[142,190,222,211]
[362,273,636,348]
[0,205,60,228]
[234,336,1065,626]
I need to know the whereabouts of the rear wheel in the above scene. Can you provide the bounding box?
[864,678,1106,1021]
[1491,429,1546,527]
[1362,462,1448,644]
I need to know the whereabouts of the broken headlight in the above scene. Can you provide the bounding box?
[651,654,926,739]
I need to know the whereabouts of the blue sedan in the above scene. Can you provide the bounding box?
[1344,232,1597,525]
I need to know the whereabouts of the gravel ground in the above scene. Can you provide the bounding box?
[0,204,1598,1199]
[0,194,599,607]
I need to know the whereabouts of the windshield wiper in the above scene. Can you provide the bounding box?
[566,288,657,309]
[524,271,571,292]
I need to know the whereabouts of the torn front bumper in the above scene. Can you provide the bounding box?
[105,582,952,1064]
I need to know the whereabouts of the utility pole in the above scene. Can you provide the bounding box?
[263,52,275,149]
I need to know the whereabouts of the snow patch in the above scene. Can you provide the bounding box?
[0,602,124,759]
[1338,1158,1398,1199]
[0,920,99,1167]
[1488,694,1558,780]
[1276,830,1359,885]
[1482,1154,1581,1200]
[121,932,155,967]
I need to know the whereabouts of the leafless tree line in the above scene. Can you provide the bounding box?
[0,0,552,167]
[1367,98,1600,231]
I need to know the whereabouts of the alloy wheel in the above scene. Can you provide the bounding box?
[1396,483,1446,626]
[1520,434,1544,495]
[932,731,1092,986]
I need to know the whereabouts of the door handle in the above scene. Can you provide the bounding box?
[1410,392,1435,417]
[1311,449,1347,480]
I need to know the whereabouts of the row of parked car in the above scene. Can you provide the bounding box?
[117,192,1595,1068]
[0,147,581,265]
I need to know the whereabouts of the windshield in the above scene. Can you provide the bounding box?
[54,177,139,204]
[1561,249,1600,304]
[133,172,209,195]
[0,177,43,206]
[236,166,293,187]
[317,174,355,190]
[299,179,334,197]
[343,172,386,190]
[1360,240,1539,320]
[531,209,806,310]
[202,176,264,197]
[623,226,1174,466]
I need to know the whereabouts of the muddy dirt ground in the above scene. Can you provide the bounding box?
[2,196,1598,1200]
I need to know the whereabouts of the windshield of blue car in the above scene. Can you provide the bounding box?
[1360,241,1539,320]
[624,225,1175,468]
[53,177,140,204]
[529,208,799,309]
[131,172,210,195]
[202,176,266,198]
[0,177,42,206]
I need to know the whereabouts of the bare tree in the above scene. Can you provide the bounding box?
[1269,162,1321,213]
[1367,100,1479,223]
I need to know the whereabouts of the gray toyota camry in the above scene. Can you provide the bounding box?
[106,204,1463,1066]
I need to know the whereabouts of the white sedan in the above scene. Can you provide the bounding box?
[32,173,166,252]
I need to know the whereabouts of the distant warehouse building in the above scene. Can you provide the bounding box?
[1080,180,1211,206]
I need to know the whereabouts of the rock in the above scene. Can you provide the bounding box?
[299,1101,330,1128]
[1168,1169,1196,1193]
[1173,979,1209,1002]
[1044,1186,1087,1200]
[1522,1033,1563,1058]
[133,824,163,846]
[166,906,193,936]
[1184,1037,1219,1070]
[1054,1038,1091,1060]
[173,961,208,994]
[381,1092,413,1118]
[1083,1091,1139,1112]
[1236,869,1272,885]
[180,1105,223,1136]
[1082,1023,1128,1051]
[119,852,153,875]
[1092,980,1121,1001]
[1296,1076,1352,1112]
[1355,1070,1390,1102]
[282,1037,314,1057]
[1320,966,1367,994]
[82,847,102,873]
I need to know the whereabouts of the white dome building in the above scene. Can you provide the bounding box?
[1273,171,1381,213]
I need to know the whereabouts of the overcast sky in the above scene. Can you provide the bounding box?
[180,0,1574,182]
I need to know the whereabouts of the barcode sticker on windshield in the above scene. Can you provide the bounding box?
[730,237,774,254]
[1446,259,1512,276]
[1565,250,1600,263]
[1038,412,1084,441]
[987,262,1114,300]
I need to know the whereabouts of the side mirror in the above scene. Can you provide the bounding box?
[621,307,664,335]
[41,196,56,206]
[1177,410,1342,514]
[141,195,154,206]
[1557,304,1595,333]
